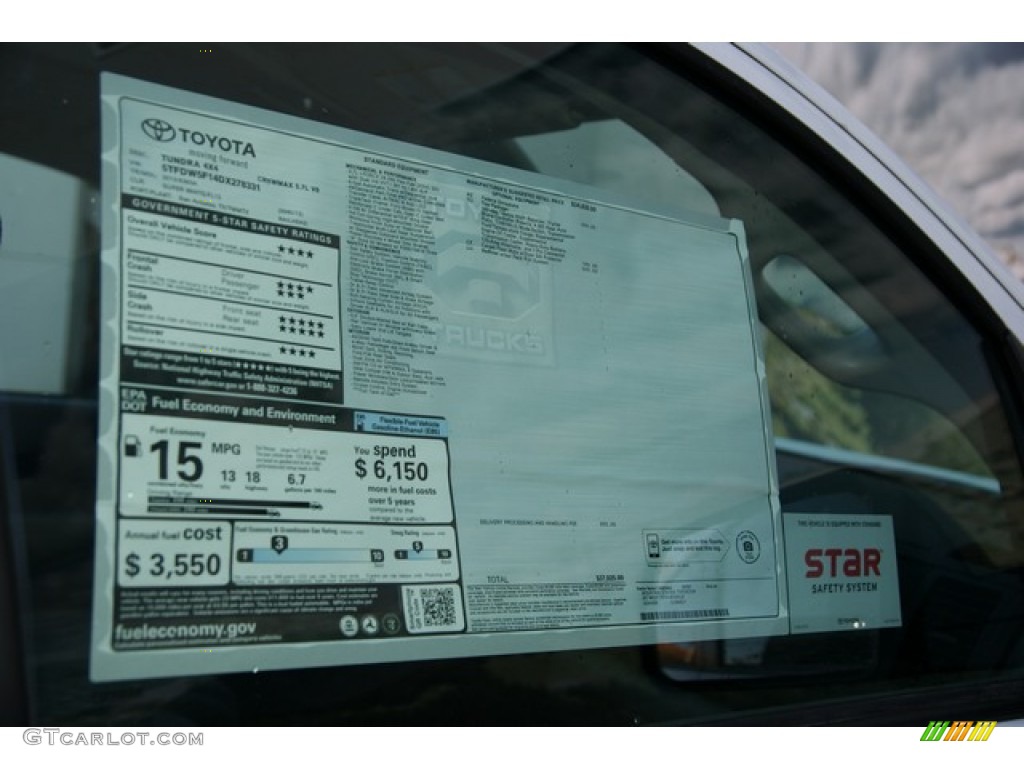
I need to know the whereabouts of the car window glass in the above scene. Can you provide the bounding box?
[2,43,1023,725]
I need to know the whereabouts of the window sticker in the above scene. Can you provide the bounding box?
[783,513,902,634]
[92,74,785,681]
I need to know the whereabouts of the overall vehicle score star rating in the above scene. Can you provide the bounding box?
[278,244,315,258]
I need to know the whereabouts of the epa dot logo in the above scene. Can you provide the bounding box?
[120,387,147,412]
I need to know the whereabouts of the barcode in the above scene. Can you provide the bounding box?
[421,586,457,627]
[640,608,731,621]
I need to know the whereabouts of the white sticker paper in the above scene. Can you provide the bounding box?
[92,74,785,681]
[783,513,902,634]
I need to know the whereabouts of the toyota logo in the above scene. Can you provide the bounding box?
[141,118,176,142]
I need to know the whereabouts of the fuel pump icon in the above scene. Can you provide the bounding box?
[123,435,141,457]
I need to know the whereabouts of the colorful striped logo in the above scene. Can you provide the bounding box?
[920,721,997,741]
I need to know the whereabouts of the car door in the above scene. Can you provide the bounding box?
[1,42,1023,725]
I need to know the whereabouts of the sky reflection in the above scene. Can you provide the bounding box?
[773,42,1024,280]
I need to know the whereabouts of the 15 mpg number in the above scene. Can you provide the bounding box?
[150,440,204,482]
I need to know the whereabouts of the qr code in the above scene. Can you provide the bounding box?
[402,584,464,634]
[421,587,457,627]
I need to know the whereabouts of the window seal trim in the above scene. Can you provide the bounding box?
[776,436,1001,495]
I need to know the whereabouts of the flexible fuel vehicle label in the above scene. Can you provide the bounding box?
[92,74,785,681]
